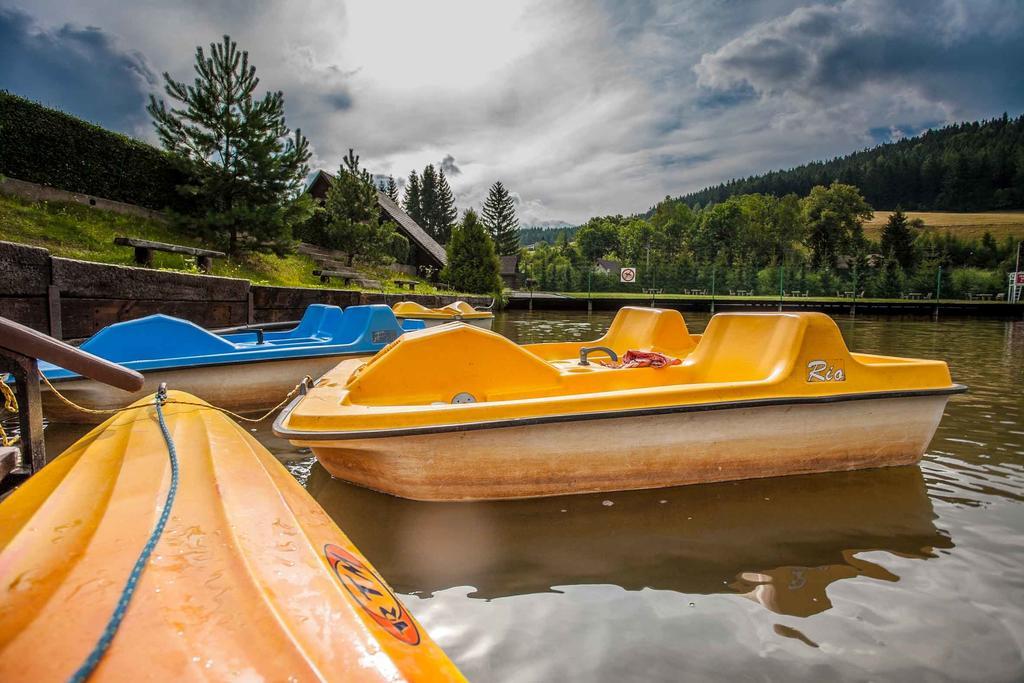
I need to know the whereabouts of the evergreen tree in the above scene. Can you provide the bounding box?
[403,170,422,224]
[434,168,458,244]
[147,35,311,255]
[880,207,917,269]
[385,175,399,203]
[419,164,439,239]
[481,181,520,255]
[441,208,502,294]
[319,149,401,266]
[875,252,906,298]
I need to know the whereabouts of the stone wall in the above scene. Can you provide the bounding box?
[0,241,488,340]
[0,177,167,222]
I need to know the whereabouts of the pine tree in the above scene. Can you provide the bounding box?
[875,252,906,298]
[482,181,520,255]
[880,207,917,269]
[320,149,401,266]
[419,165,438,240]
[147,35,311,255]
[385,175,399,203]
[441,208,502,294]
[403,171,422,224]
[434,168,458,244]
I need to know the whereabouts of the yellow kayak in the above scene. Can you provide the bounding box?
[0,391,464,682]
[392,301,494,329]
[275,310,965,501]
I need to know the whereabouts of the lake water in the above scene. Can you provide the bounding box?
[40,310,1024,681]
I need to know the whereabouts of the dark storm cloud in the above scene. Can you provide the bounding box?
[0,6,155,132]
[695,0,1024,113]
[322,91,353,111]
[439,154,461,176]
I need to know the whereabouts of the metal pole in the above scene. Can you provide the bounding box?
[851,262,858,317]
[934,265,942,320]
[778,262,784,312]
[710,264,716,314]
[587,270,592,313]
[1013,241,1022,304]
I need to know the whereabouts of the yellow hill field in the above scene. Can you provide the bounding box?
[864,211,1024,241]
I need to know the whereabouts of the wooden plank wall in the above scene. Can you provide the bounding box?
[0,241,489,340]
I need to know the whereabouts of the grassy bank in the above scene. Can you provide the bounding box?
[0,194,450,294]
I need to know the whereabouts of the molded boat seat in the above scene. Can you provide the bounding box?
[261,303,346,342]
[348,324,561,405]
[79,314,237,362]
[526,307,697,361]
[682,313,806,383]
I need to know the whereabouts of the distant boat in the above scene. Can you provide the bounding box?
[38,304,423,423]
[392,300,495,329]
[276,308,965,500]
[0,390,465,681]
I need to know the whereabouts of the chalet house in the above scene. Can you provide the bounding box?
[499,254,520,289]
[594,258,621,274]
[304,170,447,273]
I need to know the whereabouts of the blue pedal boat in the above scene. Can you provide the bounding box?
[38,304,424,423]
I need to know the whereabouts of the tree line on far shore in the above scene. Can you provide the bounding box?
[522,184,1021,300]
[675,114,1024,212]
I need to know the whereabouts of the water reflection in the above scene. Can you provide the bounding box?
[308,464,951,618]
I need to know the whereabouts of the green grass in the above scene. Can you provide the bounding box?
[0,194,454,294]
[560,292,1006,304]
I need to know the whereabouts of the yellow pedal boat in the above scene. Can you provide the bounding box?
[392,300,494,329]
[0,391,464,682]
[275,309,965,501]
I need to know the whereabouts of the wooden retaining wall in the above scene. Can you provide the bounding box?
[0,241,487,340]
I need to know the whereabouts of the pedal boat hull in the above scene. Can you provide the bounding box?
[41,353,360,423]
[38,304,413,423]
[276,312,965,501]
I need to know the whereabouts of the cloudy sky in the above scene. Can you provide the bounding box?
[3,0,1023,224]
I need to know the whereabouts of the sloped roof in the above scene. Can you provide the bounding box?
[376,190,447,267]
[304,169,446,268]
[499,254,519,275]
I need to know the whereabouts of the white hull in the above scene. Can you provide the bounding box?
[294,394,950,501]
[42,355,363,424]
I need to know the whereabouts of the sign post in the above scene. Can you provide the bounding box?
[620,267,636,284]
[1008,271,1024,304]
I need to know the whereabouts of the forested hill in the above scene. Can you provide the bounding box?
[674,114,1024,212]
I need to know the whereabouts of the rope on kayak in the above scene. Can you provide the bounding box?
[38,371,312,424]
[0,376,21,446]
[67,384,179,683]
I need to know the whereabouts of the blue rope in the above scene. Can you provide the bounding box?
[68,385,179,683]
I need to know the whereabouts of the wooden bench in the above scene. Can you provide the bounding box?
[114,237,225,274]
[313,268,361,285]
[394,279,419,291]
[313,269,383,290]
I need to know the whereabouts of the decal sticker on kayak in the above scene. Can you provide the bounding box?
[806,359,846,382]
[324,543,421,646]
